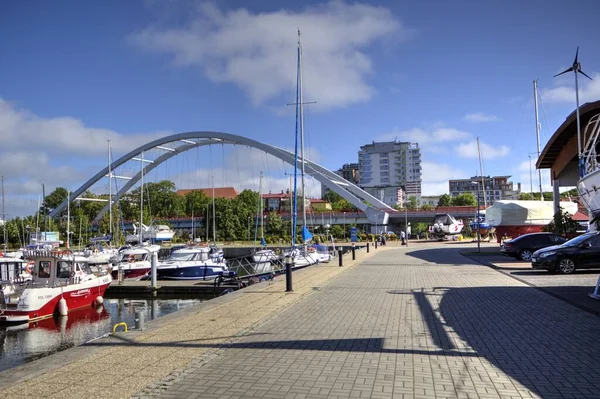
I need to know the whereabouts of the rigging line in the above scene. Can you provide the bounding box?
[538,94,553,144]
[222,143,226,192]
[234,144,242,193]
[248,146,258,193]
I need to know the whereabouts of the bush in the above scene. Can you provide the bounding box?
[542,207,579,236]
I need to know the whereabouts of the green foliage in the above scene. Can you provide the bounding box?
[265,211,284,236]
[437,194,451,207]
[421,203,433,211]
[41,187,69,215]
[451,193,476,206]
[542,207,579,236]
[406,196,418,210]
[519,192,554,201]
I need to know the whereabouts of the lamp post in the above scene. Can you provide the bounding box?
[472,181,481,252]
[343,212,346,241]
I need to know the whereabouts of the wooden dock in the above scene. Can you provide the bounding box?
[105,279,240,298]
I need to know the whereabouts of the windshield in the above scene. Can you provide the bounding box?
[562,233,594,247]
[169,252,196,261]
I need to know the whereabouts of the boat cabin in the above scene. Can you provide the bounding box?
[0,257,28,285]
[23,251,94,287]
[169,247,212,262]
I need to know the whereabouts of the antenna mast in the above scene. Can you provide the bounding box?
[533,80,544,200]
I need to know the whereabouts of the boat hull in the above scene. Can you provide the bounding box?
[0,281,111,325]
[578,169,600,221]
[110,266,150,280]
[157,265,226,280]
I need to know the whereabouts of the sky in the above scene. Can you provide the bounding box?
[1,0,599,218]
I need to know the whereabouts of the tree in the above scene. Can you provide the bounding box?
[520,192,554,201]
[437,194,451,207]
[406,196,418,210]
[542,207,579,236]
[451,193,476,206]
[323,191,343,203]
[265,211,284,236]
[41,187,69,216]
[421,203,433,211]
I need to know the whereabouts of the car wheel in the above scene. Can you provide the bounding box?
[557,258,576,274]
[519,249,533,262]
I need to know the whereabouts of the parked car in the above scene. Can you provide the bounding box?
[532,232,600,274]
[500,232,567,261]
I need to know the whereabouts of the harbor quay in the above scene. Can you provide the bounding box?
[2,241,600,398]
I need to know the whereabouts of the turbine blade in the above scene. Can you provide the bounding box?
[579,69,593,80]
[574,46,579,65]
[553,67,574,78]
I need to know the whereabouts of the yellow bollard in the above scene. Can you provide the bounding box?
[112,322,128,335]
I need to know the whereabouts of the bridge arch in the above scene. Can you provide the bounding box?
[49,132,393,225]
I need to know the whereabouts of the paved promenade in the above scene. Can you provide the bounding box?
[3,242,600,398]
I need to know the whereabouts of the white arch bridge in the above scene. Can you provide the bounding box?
[49,132,394,226]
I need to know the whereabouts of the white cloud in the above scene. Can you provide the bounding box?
[455,139,510,159]
[0,99,169,158]
[463,113,498,122]
[129,1,410,109]
[514,157,553,194]
[420,161,466,196]
[541,72,600,104]
[376,127,471,145]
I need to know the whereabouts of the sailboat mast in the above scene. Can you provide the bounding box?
[533,80,544,200]
[298,30,307,230]
[212,172,216,243]
[476,137,486,208]
[260,172,264,240]
[292,30,301,247]
[139,151,144,244]
[66,190,70,249]
[1,175,5,251]
[107,140,113,239]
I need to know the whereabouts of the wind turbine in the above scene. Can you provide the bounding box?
[553,46,593,177]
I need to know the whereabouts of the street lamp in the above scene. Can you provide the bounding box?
[403,202,408,246]
[343,212,346,241]
[471,181,481,253]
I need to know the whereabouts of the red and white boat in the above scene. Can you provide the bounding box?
[486,200,578,242]
[111,244,161,280]
[0,250,112,325]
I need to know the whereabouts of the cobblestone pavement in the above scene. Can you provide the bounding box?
[156,245,600,399]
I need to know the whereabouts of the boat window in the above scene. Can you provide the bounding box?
[169,252,195,261]
[77,262,93,274]
[122,253,145,262]
[57,261,71,279]
[38,261,51,278]
[199,251,208,261]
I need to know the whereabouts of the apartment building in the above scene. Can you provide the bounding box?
[358,141,422,207]
[449,175,521,205]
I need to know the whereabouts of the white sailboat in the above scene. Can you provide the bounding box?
[285,30,318,267]
[252,172,277,265]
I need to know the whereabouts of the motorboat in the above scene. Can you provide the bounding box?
[0,250,112,325]
[428,214,464,240]
[578,113,600,227]
[156,246,230,280]
[111,244,161,280]
[1,257,32,298]
[252,249,278,264]
[125,223,175,244]
[469,210,495,236]
[486,200,578,242]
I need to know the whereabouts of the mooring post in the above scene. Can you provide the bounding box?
[134,310,145,330]
[151,251,158,290]
[118,265,124,285]
[285,255,293,292]
[367,242,370,253]
[338,249,343,266]
[375,239,378,249]
[352,243,356,260]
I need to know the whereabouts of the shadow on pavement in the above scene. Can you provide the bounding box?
[87,284,600,397]
[405,248,482,265]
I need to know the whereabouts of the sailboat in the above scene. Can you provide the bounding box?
[113,151,160,280]
[252,172,277,265]
[469,137,494,238]
[284,30,318,267]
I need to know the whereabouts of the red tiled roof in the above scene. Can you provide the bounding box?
[176,187,239,200]
[262,193,288,199]
[310,199,327,203]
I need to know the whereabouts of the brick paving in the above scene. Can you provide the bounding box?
[156,244,600,399]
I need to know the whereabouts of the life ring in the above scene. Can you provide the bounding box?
[93,248,99,254]
[26,261,33,273]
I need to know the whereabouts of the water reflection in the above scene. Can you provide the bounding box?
[0,297,202,372]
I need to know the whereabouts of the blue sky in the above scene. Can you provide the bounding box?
[1,0,599,217]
